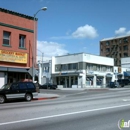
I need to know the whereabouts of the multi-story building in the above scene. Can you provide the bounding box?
[100,35,130,66]
[51,53,115,88]
[0,8,37,87]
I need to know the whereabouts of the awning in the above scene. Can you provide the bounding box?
[124,71,130,77]
[0,66,29,73]
[106,73,112,77]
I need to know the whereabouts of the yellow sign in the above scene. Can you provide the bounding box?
[0,50,27,63]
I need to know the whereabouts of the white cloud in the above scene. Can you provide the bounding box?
[127,31,130,35]
[72,24,98,39]
[37,41,68,61]
[115,27,126,35]
[51,24,98,40]
[115,27,130,36]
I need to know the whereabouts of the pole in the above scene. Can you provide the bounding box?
[32,8,47,82]
[32,15,35,82]
[41,52,44,84]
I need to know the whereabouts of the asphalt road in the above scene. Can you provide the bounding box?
[0,88,130,130]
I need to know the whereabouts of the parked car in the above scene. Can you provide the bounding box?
[40,83,57,89]
[117,79,130,87]
[0,82,38,104]
[107,81,119,88]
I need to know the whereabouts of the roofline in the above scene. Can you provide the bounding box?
[100,34,130,42]
[54,52,114,59]
[0,7,38,21]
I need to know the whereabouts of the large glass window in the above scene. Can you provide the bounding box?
[101,65,107,71]
[61,64,68,70]
[73,63,78,70]
[19,35,26,48]
[97,65,100,71]
[3,31,11,46]
[68,64,72,70]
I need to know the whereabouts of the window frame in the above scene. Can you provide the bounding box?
[19,34,26,48]
[3,31,11,46]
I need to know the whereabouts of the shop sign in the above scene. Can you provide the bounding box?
[88,71,94,74]
[0,50,27,63]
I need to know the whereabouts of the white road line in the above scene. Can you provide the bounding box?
[123,99,130,101]
[1,104,130,126]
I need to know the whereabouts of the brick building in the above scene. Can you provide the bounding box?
[0,7,37,86]
[100,35,130,66]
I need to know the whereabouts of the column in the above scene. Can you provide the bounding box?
[103,76,106,88]
[93,75,96,88]
[69,76,71,88]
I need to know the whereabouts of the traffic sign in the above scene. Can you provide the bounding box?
[28,67,37,77]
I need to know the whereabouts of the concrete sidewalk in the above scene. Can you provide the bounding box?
[57,88,109,91]
[33,93,59,100]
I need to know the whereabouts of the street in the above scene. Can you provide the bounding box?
[0,88,130,130]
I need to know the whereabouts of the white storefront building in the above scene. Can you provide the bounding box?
[51,53,115,88]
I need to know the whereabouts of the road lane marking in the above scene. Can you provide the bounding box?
[123,99,130,101]
[1,103,130,126]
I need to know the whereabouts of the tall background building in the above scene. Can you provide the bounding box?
[100,35,130,66]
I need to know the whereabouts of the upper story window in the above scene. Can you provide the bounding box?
[123,45,128,51]
[68,64,72,70]
[106,41,110,46]
[119,39,122,44]
[106,48,110,52]
[61,64,68,71]
[124,53,128,57]
[73,63,78,70]
[19,35,26,48]
[3,31,11,46]
[123,38,128,43]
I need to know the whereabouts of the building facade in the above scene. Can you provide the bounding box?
[100,35,130,66]
[121,57,130,78]
[0,8,37,87]
[51,53,115,88]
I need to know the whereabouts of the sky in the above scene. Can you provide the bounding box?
[1,0,130,61]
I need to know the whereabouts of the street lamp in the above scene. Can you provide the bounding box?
[32,7,47,82]
[37,49,44,81]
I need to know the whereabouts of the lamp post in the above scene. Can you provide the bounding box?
[37,49,44,84]
[32,7,47,82]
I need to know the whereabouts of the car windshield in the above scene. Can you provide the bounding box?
[1,84,10,90]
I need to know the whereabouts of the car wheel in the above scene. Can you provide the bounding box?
[25,94,32,101]
[0,95,5,104]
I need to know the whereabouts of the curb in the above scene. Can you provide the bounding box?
[86,88,109,91]
[33,96,59,101]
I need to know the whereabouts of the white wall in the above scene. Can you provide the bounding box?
[83,53,114,66]
[121,57,130,69]
[53,53,114,66]
[54,53,83,64]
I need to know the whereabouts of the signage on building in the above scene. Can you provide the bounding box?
[0,50,27,63]
[118,67,121,73]
[88,71,94,74]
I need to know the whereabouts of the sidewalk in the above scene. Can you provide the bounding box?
[57,88,109,91]
[33,93,59,100]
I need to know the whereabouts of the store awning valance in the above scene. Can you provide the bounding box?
[124,71,130,77]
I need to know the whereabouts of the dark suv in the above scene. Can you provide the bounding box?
[0,82,38,104]
[117,79,130,87]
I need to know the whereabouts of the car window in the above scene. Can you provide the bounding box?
[26,82,35,89]
[19,83,27,89]
[11,83,19,90]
